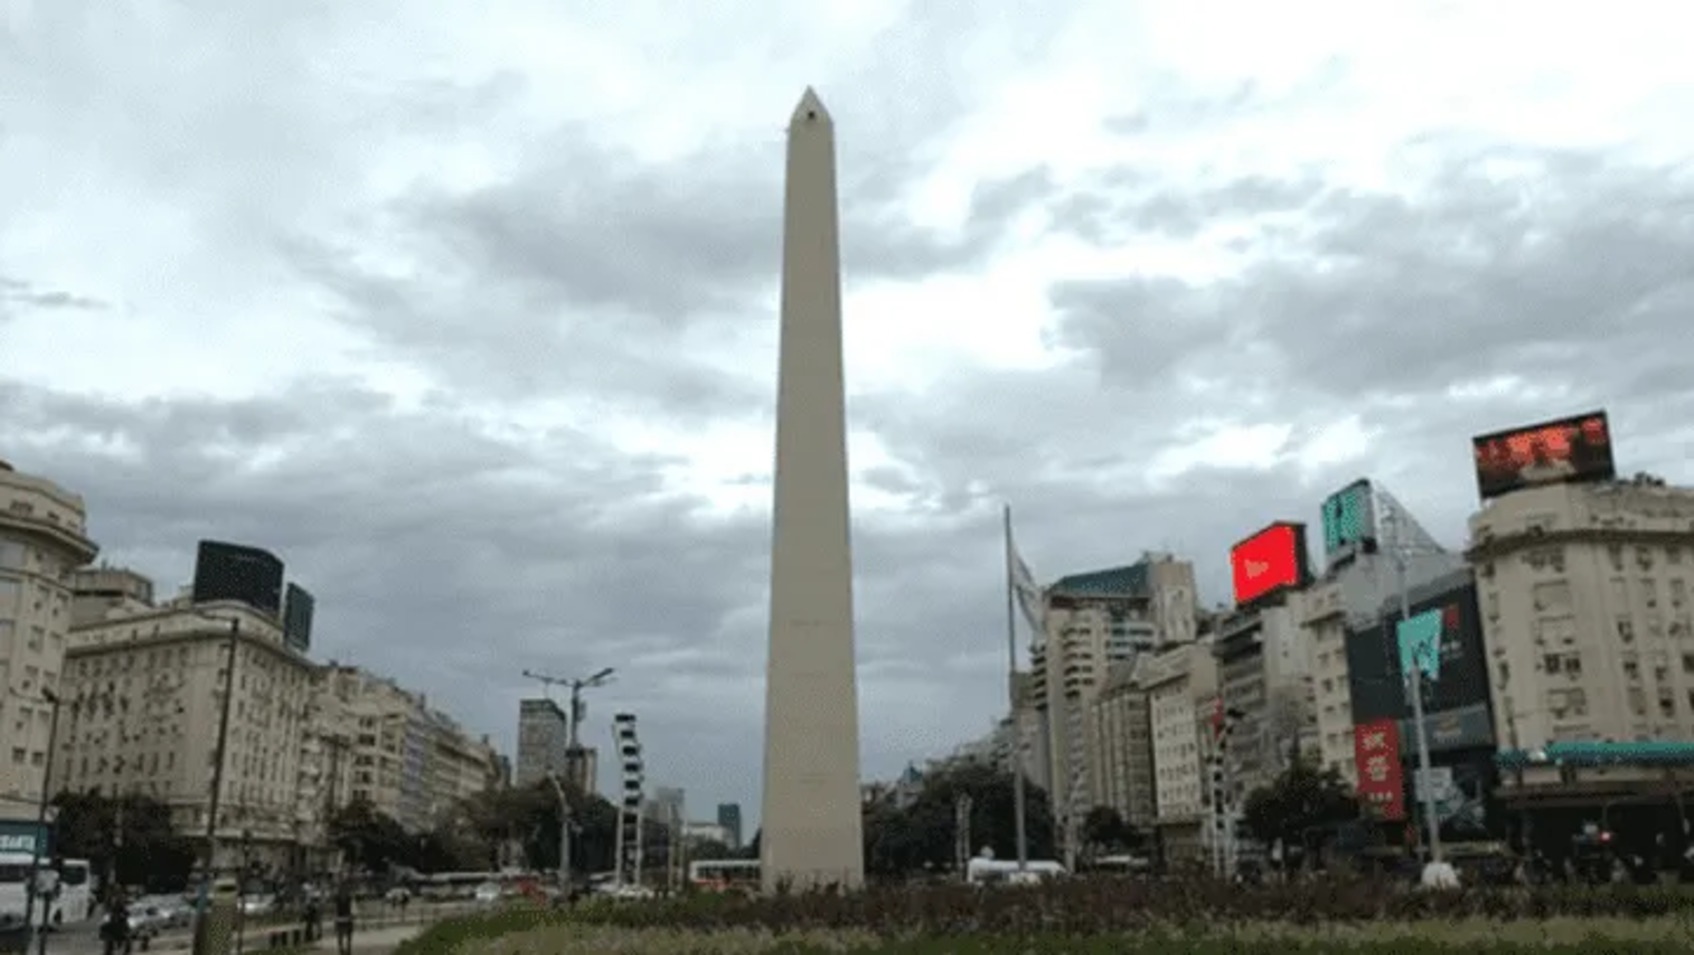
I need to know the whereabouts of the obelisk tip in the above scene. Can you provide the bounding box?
[790,87,831,127]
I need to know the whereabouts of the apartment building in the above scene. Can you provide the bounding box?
[1140,640,1217,859]
[1303,482,1466,787]
[0,461,99,813]
[1028,554,1197,826]
[1085,661,1154,831]
[318,664,499,834]
[58,591,315,872]
[1213,590,1314,802]
[1469,477,1694,786]
[515,697,568,788]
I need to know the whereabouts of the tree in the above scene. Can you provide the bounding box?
[450,781,622,878]
[52,790,195,891]
[1241,757,1358,865]
[889,762,1057,874]
[329,797,412,873]
[1082,806,1138,856]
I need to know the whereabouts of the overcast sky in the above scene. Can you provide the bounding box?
[5,2,1693,831]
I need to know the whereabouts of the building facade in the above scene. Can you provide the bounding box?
[0,461,99,813]
[1029,554,1198,829]
[1213,590,1314,802]
[1085,661,1154,832]
[58,593,315,872]
[716,802,743,850]
[1142,640,1218,858]
[1469,477,1694,807]
[515,697,568,788]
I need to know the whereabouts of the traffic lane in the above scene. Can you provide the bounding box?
[49,901,486,955]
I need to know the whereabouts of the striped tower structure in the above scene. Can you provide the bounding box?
[612,713,645,888]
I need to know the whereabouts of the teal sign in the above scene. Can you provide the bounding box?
[1397,609,1443,683]
[0,820,49,856]
[1320,480,1376,562]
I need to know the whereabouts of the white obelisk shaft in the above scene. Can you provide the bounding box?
[759,87,865,892]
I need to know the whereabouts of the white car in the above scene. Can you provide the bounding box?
[239,895,275,917]
[472,882,502,906]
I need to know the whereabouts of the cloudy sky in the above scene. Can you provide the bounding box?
[5,1,1693,830]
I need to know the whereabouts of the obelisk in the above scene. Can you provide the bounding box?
[759,87,865,893]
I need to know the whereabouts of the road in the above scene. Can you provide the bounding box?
[43,901,480,955]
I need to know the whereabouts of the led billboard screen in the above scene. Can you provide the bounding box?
[1471,410,1615,500]
[192,540,284,615]
[1320,479,1377,564]
[283,583,315,653]
[1229,521,1310,607]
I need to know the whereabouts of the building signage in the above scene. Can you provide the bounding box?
[1229,521,1311,607]
[0,820,49,856]
[1353,718,1406,821]
[1471,410,1616,500]
[1320,479,1377,565]
[1399,702,1494,756]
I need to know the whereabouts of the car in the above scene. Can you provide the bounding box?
[238,895,275,917]
[471,882,502,906]
[383,886,411,905]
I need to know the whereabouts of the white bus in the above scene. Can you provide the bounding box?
[686,859,759,893]
[0,855,95,927]
[964,857,1066,886]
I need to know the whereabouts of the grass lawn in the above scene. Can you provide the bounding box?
[456,916,1694,954]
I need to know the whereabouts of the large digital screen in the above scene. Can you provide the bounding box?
[1471,410,1615,500]
[192,540,284,614]
[283,583,315,653]
[1320,479,1377,564]
[1229,522,1310,607]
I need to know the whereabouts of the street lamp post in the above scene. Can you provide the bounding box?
[21,688,61,955]
[198,618,240,903]
[522,667,615,893]
[1386,506,1444,866]
[544,774,570,897]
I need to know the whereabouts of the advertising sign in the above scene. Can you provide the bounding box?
[283,583,315,653]
[1471,410,1615,500]
[192,540,285,614]
[1353,719,1406,821]
[0,819,49,855]
[1229,522,1310,607]
[1320,479,1377,564]
[1396,608,1443,683]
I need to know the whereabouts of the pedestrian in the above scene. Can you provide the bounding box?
[302,890,321,943]
[100,889,131,955]
[333,883,355,955]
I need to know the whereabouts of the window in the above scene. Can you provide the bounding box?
[0,542,24,570]
[1619,620,1636,643]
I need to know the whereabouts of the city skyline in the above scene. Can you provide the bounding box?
[6,2,1694,833]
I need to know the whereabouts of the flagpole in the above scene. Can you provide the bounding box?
[1003,504,1031,871]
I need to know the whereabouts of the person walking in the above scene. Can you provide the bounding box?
[99,890,132,955]
[333,883,355,955]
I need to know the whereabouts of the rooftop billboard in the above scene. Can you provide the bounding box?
[191,540,284,615]
[283,583,315,653]
[1229,521,1310,607]
[1471,410,1615,500]
[1319,478,1377,566]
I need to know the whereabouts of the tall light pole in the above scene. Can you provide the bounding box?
[21,687,60,955]
[1384,502,1444,865]
[200,618,241,901]
[523,667,615,890]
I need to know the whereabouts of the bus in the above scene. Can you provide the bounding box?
[686,859,759,894]
[964,858,1066,886]
[0,855,95,927]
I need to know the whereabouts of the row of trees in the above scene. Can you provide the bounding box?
[46,755,1360,890]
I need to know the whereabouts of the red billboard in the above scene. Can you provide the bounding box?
[1229,522,1308,606]
[1471,410,1615,500]
[1353,718,1406,821]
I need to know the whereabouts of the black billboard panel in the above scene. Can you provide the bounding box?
[1471,410,1615,500]
[192,540,284,614]
[1346,576,1493,741]
[283,583,315,653]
